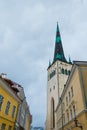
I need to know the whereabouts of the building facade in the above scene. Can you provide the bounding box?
[0,75,20,130]
[56,61,87,130]
[0,74,32,130]
[46,23,87,130]
[15,87,32,130]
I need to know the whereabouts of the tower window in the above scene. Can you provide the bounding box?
[53,86,55,90]
[65,69,67,75]
[50,70,56,79]
[68,70,71,75]
[61,68,64,74]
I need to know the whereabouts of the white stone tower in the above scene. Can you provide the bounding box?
[46,23,72,130]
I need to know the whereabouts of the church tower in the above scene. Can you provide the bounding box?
[46,23,72,130]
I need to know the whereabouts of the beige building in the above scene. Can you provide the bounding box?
[56,61,87,130]
[46,23,87,130]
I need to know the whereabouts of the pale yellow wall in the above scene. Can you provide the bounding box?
[79,66,87,108]
[56,64,87,130]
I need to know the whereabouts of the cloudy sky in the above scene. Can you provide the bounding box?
[0,0,87,127]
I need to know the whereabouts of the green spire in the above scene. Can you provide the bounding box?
[53,22,67,63]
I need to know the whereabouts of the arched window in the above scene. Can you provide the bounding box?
[65,69,67,75]
[51,98,55,128]
[61,68,64,74]
[68,70,71,75]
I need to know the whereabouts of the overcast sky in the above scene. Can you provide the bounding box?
[0,0,87,127]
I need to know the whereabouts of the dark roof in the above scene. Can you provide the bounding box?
[2,77,22,93]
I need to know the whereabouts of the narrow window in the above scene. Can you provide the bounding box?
[53,86,55,90]
[68,91,71,102]
[8,126,12,130]
[53,70,56,75]
[71,87,74,97]
[70,109,72,119]
[66,96,68,106]
[62,103,65,112]
[65,69,67,75]
[68,70,71,75]
[73,105,76,117]
[67,112,69,122]
[0,95,4,111]
[51,98,55,128]
[5,101,11,115]
[12,106,16,118]
[61,68,64,74]
[63,114,65,124]
[1,123,6,130]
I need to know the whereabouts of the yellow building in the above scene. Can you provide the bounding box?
[0,76,20,130]
[56,61,87,130]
